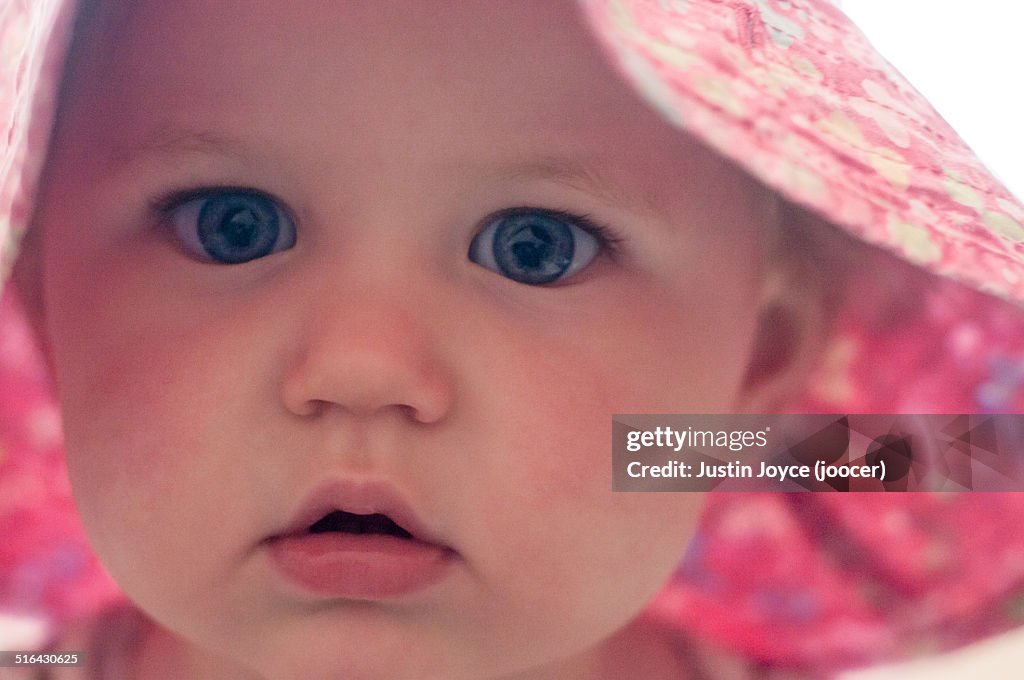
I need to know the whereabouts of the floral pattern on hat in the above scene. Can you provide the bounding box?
[0,0,70,288]
[578,0,1024,303]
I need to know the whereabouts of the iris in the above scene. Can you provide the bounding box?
[165,189,296,264]
[469,208,601,285]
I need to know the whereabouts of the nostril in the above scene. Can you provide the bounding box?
[279,335,455,424]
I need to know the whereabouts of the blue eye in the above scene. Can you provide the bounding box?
[165,189,296,264]
[469,208,603,284]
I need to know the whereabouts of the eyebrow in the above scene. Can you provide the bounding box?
[104,127,671,220]
[492,156,672,219]
[106,126,259,173]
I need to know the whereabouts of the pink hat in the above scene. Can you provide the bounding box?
[3,0,1024,673]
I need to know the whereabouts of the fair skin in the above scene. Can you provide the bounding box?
[24,1,805,678]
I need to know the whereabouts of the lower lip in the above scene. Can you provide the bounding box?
[267,533,455,599]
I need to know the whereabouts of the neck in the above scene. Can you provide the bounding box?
[133,612,690,680]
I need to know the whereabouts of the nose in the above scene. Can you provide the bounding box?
[279,288,455,424]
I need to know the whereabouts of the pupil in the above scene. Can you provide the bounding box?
[222,208,258,247]
[492,212,574,284]
[511,225,555,268]
[197,192,280,264]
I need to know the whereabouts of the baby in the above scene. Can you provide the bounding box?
[3,0,1024,678]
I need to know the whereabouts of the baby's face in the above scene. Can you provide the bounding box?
[34,1,768,677]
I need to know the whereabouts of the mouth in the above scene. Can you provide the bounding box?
[307,510,414,539]
[265,481,456,600]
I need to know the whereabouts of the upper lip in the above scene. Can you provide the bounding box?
[266,479,448,547]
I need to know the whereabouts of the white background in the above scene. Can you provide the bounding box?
[840,1,1024,200]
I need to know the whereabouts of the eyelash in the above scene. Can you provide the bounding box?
[151,186,293,223]
[513,207,624,257]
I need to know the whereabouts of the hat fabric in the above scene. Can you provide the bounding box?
[2,0,1024,673]
[579,0,1024,303]
[0,0,71,286]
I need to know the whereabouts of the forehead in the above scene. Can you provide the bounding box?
[70,1,626,142]
[58,0,757,224]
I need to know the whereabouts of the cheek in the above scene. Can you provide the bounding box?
[457,284,743,628]
[45,254,268,591]
[57,336,224,561]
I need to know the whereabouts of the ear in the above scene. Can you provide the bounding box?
[735,268,825,412]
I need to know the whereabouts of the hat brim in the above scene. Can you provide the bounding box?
[577,0,1024,304]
